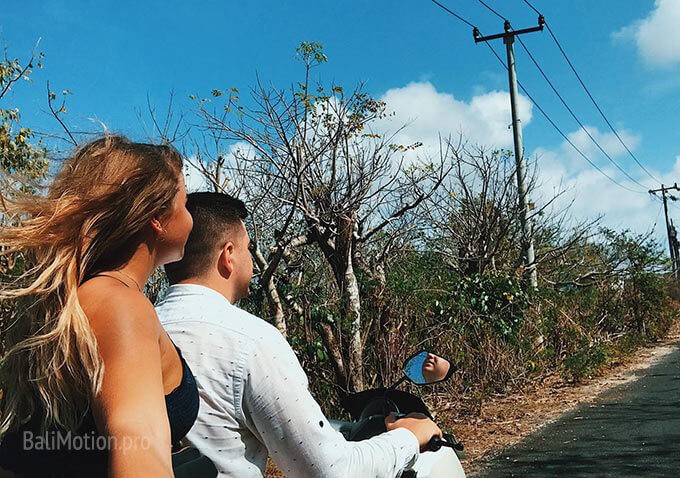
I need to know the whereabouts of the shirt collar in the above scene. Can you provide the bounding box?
[162,283,232,306]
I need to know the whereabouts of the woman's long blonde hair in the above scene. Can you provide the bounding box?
[0,135,183,436]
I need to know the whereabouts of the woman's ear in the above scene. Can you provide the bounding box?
[150,217,164,235]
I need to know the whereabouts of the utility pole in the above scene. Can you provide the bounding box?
[474,17,544,289]
[649,183,680,278]
[670,219,679,273]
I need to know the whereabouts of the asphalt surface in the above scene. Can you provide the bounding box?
[474,342,680,477]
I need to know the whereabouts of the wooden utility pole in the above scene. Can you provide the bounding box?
[649,183,680,277]
[474,17,544,289]
[670,219,679,272]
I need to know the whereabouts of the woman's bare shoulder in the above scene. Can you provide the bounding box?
[78,277,161,344]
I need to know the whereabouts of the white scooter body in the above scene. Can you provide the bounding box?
[329,350,466,477]
[407,447,466,478]
[329,419,466,478]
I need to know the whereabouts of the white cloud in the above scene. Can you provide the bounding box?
[183,156,211,192]
[374,80,672,245]
[613,0,680,67]
[183,141,254,193]
[374,81,532,158]
[561,126,641,168]
[532,133,677,246]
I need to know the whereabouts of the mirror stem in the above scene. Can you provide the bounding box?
[388,375,408,390]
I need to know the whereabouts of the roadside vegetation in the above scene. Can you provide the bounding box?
[2,41,678,427]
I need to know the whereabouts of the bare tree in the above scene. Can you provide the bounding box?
[0,43,48,182]
[424,145,524,276]
[424,141,585,282]
[190,42,450,392]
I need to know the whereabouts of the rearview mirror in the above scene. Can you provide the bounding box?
[402,350,455,385]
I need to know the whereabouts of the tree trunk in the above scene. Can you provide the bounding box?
[253,247,287,336]
[265,276,287,337]
[335,213,364,392]
[318,322,348,393]
[344,257,364,391]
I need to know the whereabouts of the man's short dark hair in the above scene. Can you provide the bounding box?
[165,191,248,284]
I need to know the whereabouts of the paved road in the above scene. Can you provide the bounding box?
[474,342,680,477]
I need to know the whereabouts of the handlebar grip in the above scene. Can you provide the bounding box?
[427,435,444,452]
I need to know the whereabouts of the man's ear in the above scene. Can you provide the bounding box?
[218,241,235,275]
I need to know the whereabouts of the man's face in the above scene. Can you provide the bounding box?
[421,353,450,383]
[232,220,254,301]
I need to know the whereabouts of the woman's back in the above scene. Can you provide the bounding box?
[78,276,199,444]
[0,135,196,477]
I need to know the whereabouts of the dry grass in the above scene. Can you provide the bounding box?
[265,459,285,478]
[448,322,680,475]
[265,323,680,477]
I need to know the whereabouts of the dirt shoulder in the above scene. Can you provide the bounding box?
[266,326,680,477]
[445,325,680,475]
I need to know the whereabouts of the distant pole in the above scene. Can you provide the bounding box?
[475,18,544,289]
[649,183,680,278]
[670,219,679,273]
[662,186,675,269]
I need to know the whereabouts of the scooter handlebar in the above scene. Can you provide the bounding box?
[427,435,446,452]
[427,433,465,454]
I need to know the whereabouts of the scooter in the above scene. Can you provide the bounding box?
[329,350,466,477]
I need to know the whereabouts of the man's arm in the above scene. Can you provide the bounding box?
[242,331,420,478]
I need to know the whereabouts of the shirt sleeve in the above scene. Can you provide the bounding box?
[240,331,419,478]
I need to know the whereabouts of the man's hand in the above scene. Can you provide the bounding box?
[384,412,442,452]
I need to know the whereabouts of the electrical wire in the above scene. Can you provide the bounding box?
[515,35,651,191]
[652,201,664,231]
[521,0,662,184]
[669,200,680,223]
[430,0,477,29]
[429,0,648,194]
[476,0,506,21]
[648,186,680,218]
[521,0,541,16]
[480,40,647,195]
[649,195,670,241]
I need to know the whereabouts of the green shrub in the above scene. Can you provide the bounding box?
[447,273,531,342]
[562,341,609,382]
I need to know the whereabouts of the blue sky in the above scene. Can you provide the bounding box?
[3,0,680,246]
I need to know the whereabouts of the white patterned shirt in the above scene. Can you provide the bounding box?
[156,284,419,478]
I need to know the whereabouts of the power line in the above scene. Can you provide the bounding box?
[480,39,647,195]
[429,0,647,194]
[669,202,680,222]
[521,0,662,184]
[515,35,650,191]
[430,0,477,29]
[654,201,664,227]
[476,0,506,21]
[521,0,541,16]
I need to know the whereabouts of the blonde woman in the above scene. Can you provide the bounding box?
[0,136,196,477]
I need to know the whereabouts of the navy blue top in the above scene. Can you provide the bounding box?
[0,346,199,477]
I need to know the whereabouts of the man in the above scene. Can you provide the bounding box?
[421,353,451,384]
[156,192,441,477]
